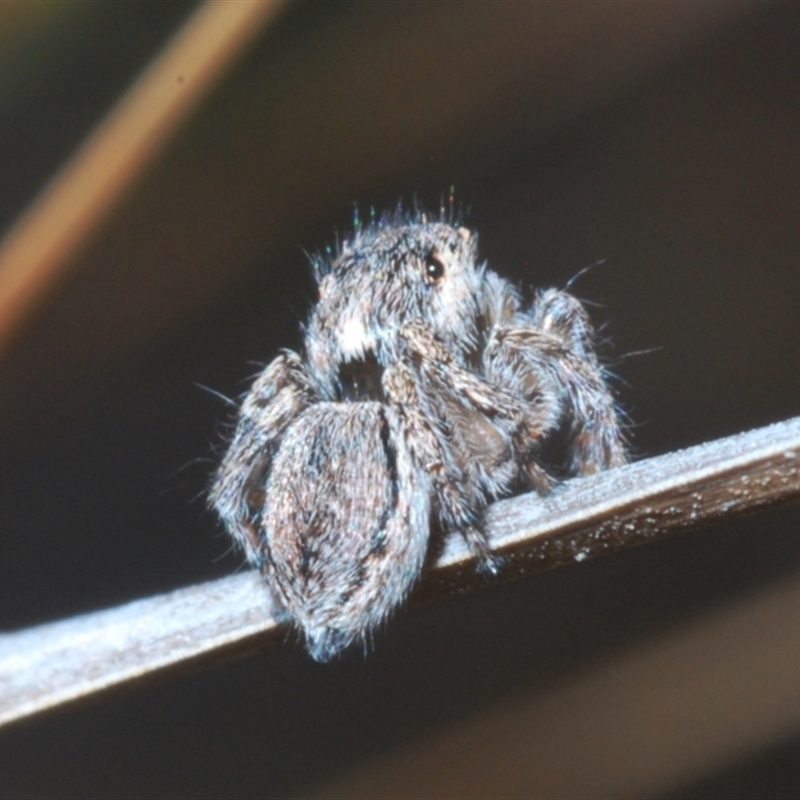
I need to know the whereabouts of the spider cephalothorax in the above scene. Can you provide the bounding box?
[305,221,484,398]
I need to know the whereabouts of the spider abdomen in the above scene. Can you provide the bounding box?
[261,402,431,661]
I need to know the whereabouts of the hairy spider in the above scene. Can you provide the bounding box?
[211,212,627,661]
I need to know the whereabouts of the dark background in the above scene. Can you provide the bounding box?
[1,2,799,796]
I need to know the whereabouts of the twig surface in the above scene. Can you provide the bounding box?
[1,416,799,727]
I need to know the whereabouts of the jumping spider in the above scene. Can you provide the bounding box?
[211,212,627,661]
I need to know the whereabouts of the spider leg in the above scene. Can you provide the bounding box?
[383,361,501,575]
[210,350,314,564]
[485,288,627,476]
[398,319,555,495]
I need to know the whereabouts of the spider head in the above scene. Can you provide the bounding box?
[306,220,484,398]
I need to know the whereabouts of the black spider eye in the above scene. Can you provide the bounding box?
[424,252,445,283]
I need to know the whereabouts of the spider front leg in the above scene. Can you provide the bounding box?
[382,361,501,575]
[485,288,627,476]
[398,319,555,495]
[210,351,314,565]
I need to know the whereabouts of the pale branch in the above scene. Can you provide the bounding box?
[1,416,799,728]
